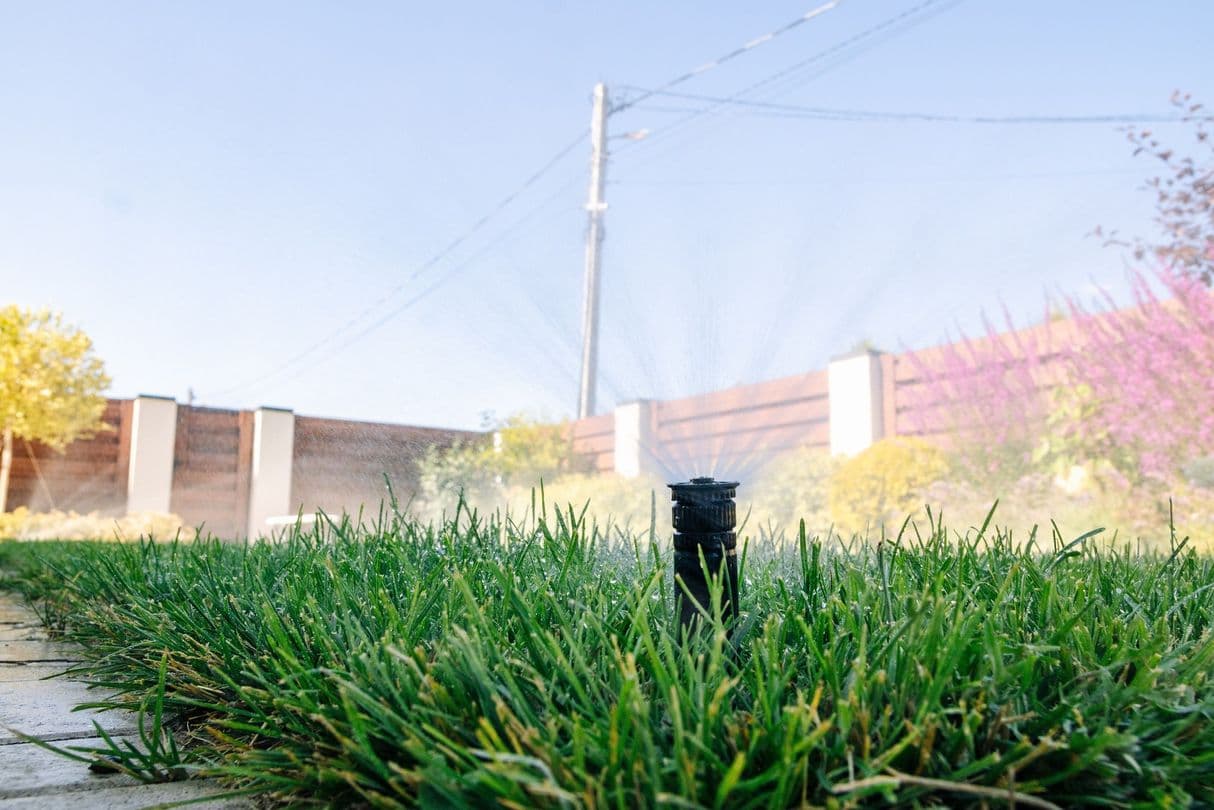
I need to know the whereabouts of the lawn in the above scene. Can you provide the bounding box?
[1,502,1213,808]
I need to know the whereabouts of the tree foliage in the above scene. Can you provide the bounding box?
[490,414,590,482]
[416,413,592,509]
[0,306,110,512]
[1098,92,1213,286]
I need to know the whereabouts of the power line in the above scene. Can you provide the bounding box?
[578,4,845,418]
[210,3,853,403]
[624,87,1207,125]
[232,177,586,394]
[614,166,1153,187]
[611,0,843,115]
[208,0,967,404]
[608,0,963,178]
[616,0,959,134]
[207,130,586,400]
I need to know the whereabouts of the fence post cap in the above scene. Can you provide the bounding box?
[830,347,884,362]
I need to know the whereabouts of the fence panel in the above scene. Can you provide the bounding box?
[292,417,476,517]
[570,413,614,472]
[5,399,130,513]
[654,371,830,472]
[170,405,252,537]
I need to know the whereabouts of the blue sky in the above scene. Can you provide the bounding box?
[3,1,1212,429]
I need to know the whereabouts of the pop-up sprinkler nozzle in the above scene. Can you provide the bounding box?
[669,477,740,633]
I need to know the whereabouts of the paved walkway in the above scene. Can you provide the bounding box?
[0,593,253,809]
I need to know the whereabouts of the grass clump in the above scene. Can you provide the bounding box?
[2,502,1213,808]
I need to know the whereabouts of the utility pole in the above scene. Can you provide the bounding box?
[577,83,609,420]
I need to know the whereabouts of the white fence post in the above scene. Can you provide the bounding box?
[828,350,885,456]
[126,395,177,514]
[247,407,295,538]
[614,400,655,478]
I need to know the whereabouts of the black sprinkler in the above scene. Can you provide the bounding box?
[669,477,740,633]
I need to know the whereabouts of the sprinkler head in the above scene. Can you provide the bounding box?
[669,477,739,549]
[669,477,741,632]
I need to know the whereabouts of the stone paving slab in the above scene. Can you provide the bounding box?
[0,594,258,808]
[0,607,38,623]
[0,677,140,745]
[0,780,255,809]
[0,624,46,642]
[0,663,67,683]
[0,734,259,808]
[0,640,81,664]
[0,736,141,798]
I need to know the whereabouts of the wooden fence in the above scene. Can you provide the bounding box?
[570,369,833,475]
[570,414,614,473]
[569,316,1101,473]
[2,399,477,535]
[4,400,130,514]
[885,316,1088,441]
[653,370,830,472]
[292,416,471,517]
[7,301,1175,530]
[170,406,253,538]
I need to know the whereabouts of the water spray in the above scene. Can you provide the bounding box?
[669,477,740,633]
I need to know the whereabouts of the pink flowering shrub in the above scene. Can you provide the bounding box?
[903,267,1214,490]
[1060,268,1214,481]
[901,307,1054,484]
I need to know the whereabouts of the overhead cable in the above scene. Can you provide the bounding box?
[611,1,843,115]
[623,87,1206,125]
[208,131,586,399]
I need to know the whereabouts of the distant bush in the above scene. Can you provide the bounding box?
[901,310,1050,486]
[416,414,594,520]
[0,507,184,541]
[416,440,497,514]
[746,446,836,538]
[493,414,593,483]
[829,437,947,535]
[1184,455,1214,489]
[506,472,668,536]
[920,467,1214,552]
[1057,269,1214,482]
[906,267,1214,490]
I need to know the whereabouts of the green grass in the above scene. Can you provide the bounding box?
[2,501,1213,808]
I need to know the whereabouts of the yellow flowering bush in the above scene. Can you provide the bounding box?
[0,507,184,541]
[744,446,837,540]
[829,437,948,536]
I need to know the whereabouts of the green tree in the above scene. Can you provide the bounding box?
[490,414,589,483]
[1097,92,1213,286]
[0,307,110,513]
[416,414,593,513]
